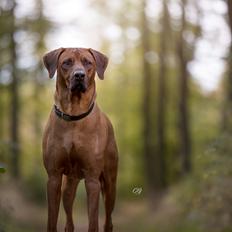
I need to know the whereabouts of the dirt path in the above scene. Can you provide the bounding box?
[0,177,179,231]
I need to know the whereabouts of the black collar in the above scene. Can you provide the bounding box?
[54,102,95,121]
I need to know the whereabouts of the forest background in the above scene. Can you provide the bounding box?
[0,0,232,231]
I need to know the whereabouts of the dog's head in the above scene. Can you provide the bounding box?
[43,48,108,93]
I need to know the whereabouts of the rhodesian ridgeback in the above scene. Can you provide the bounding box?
[42,47,118,232]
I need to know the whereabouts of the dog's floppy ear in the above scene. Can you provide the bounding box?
[89,48,108,80]
[43,48,65,78]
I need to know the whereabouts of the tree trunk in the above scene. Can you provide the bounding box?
[33,73,43,143]
[177,0,191,174]
[33,0,45,142]
[9,0,20,177]
[156,0,170,187]
[222,0,232,131]
[142,0,167,196]
[142,0,155,193]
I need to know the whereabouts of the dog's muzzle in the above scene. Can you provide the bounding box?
[70,70,87,93]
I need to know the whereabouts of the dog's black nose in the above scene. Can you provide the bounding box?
[74,70,85,80]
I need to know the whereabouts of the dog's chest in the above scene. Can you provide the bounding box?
[61,125,104,161]
[60,128,104,177]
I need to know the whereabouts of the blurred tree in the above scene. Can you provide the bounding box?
[142,0,167,195]
[156,0,171,187]
[175,0,201,174]
[222,0,232,131]
[176,0,191,174]
[31,0,50,144]
[0,2,13,167]
[9,0,20,177]
[0,3,9,140]
[142,0,155,194]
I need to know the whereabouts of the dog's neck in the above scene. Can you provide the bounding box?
[54,80,96,116]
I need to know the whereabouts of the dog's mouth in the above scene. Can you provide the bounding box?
[70,80,87,93]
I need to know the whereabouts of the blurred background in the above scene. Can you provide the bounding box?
[0,0,232,231]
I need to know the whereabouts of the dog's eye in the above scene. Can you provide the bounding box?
[62,59,73,68]
[82,58,92,66]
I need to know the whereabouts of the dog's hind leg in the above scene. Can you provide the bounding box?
[62,175,79,232]
[101,171,117,232]
[102,142,118,232]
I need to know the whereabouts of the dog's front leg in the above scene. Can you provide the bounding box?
[47,174,62,232]
[85,177,101,232]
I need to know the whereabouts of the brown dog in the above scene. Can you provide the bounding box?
[42,48,118,232]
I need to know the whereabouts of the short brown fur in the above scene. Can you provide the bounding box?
[42,48,118,232]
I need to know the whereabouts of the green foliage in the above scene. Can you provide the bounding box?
[23,171,46,204]
[0,165,6,173]
[160,134,232,232]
